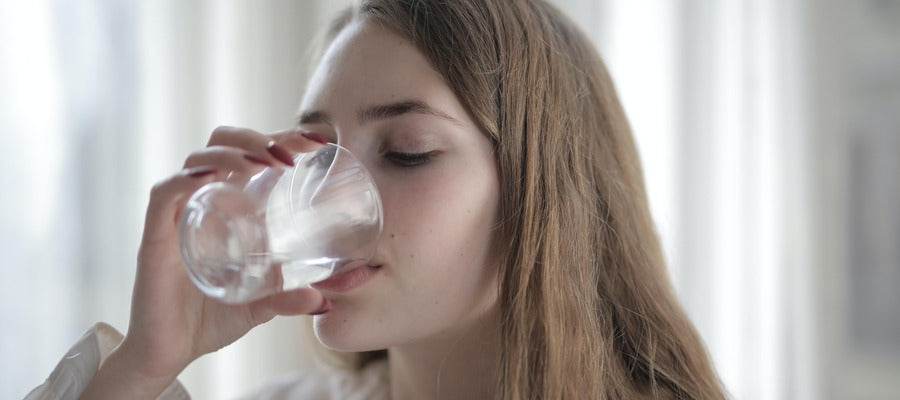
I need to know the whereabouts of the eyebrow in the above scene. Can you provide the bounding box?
[296,99,462,126]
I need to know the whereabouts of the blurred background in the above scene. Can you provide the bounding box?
[1,0,898,398]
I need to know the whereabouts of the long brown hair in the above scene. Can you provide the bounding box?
[316,1,726,398]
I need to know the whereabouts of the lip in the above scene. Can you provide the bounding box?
[311,262,382,293]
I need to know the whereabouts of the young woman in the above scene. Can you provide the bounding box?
[35,1,726,399]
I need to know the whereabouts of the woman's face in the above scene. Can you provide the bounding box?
[299,20,500,351]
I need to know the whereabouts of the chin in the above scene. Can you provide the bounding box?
[312,308,390,352]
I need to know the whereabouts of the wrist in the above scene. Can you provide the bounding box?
[80,341,182,400]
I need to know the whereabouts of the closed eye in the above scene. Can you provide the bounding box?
[385,151,438,167]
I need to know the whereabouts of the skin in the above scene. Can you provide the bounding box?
[301,21,501,399]
[82,19,500,400]
[81,127,332,399]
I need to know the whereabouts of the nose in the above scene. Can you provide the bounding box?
[334,130,373,166]
[307,139,384,262]
[334,130,384,193]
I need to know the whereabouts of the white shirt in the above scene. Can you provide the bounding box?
[25,323,390,400]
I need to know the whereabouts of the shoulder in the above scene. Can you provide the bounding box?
[237,359,389,400]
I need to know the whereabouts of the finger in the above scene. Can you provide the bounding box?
[206,126,289,167]
[206,125,271,152]
[142,167,221,242]
[248,288,328,324]
[263,129,328,167]
[183,145,273,173]
[269,128,329,154]
[206,126,325,167]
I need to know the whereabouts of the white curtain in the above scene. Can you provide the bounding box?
[2,1,898,399]
[1,1,353,398]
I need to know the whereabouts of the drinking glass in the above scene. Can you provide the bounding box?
[178,143,382,303]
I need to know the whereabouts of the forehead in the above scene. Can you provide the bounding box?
[300,20,453,118]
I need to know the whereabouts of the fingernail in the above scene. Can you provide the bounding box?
[310,297,332,315]
[243,153,273,167]
[187,167,217,178]
[301,132,329,145]
[266,141,295,166]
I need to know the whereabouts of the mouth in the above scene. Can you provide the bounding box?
[311,262,382,293]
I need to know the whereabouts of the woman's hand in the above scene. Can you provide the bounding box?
[81,127,328,400]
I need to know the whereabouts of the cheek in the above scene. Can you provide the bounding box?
[314,160,499,351]
[386,167,493,241]
[380,164,498,292]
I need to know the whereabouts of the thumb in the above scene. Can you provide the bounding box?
[248,288,329,324]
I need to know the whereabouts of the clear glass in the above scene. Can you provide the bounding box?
[178,143,382,303]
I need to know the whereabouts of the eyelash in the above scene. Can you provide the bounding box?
[384,150,437,167]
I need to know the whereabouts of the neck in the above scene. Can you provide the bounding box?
[387,304,500,400]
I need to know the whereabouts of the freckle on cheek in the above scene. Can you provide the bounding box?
[390,233,396,239]
[409,253,414,259]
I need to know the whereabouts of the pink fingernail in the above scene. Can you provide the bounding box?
[265,141,295,166]
[187,167,217,178]
[301,132,329,145]
[243,153,273,167]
